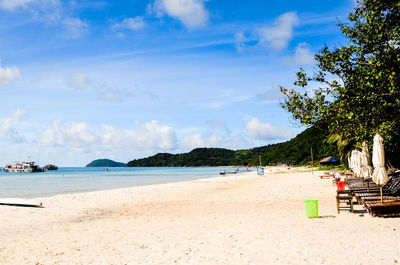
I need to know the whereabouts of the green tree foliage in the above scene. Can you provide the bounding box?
[280,0,400,165]
[127,148,236,167]
[126,126,338,167]
[246,126,339,166]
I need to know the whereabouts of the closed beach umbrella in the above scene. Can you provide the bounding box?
[358,150,363,177]
[350,150,356,173]
[353,150,362,177]
[360,142,372,180]
[347,153,352,169]
[372,134,389,202]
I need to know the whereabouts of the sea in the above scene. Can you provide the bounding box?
[0,167,242,198]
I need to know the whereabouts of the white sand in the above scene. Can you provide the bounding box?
[1,167,399,265]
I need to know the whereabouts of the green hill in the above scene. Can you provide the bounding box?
[247,126,339,165]
[127,148,235,167]
[127,126,339,167]
[86,159,126,167]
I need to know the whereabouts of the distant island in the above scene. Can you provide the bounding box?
[86,159,126,167]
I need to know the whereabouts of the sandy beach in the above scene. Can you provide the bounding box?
[1,168,399,265]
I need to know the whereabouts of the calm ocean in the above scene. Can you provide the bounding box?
[0,167,240,198]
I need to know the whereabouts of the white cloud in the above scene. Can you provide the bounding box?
[0,108,26,143]
[96,84,124,102]
[235,31,247,51]
[38,119,98,148]
[68,72,89,89]
[258,11,299,50]
[129,120,177,150]
[1,0,88,38]
[8,0,63,24]
[206,120,230,133]
[150,0,209,29]
[0,0,34,10]
[98,90,122,102]
[112,16,146,31]
[246,117,293,140]
[0,63,21,85]
[62,17,88,39]
[259,85,283,101]
[181,133,221,150]
[66,73,125,102]
[283,42,315,65]
[37,120,178,151]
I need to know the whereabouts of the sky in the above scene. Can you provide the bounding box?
[0,0,355,166]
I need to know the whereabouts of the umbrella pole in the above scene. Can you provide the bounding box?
[380,186,383,203]
[367,181,369,192]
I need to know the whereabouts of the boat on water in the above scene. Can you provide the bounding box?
[220,168,240,175]
[3,161,44,173]
[43,164,58,170]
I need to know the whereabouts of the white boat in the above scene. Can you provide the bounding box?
[3,161,44,173]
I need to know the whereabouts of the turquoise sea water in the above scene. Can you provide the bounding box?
[0,167,241,198]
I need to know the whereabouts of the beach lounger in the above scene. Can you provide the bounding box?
[363,200,400,217]
[333,169,400,217]
[320,171,333,179]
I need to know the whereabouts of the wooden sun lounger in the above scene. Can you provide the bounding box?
[333,172,400,217]
[363,200,400,217]
[359,196,399,203]
[354,192,394,204]
[320,172,333,179]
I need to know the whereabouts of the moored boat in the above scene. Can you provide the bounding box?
[3,161,44,173]
[220,168,240,175]
[43,164,58,170]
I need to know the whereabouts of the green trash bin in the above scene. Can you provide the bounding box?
[304,200,318,218]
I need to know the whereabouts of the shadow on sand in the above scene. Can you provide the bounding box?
[318,215,336,218]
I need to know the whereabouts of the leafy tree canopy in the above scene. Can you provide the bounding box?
[280,0,400,165]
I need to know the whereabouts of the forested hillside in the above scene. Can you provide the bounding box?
[127,126,339,167]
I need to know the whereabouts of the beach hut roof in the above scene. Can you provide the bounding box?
[319,156,340,163]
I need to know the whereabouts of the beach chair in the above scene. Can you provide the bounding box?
[336,195,354,213]
[355,173,400,217]
[363,200,400,217]
[320,171,333,179]
[335,180,354,213]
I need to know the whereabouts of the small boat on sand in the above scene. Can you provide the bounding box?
[0,198,43,207]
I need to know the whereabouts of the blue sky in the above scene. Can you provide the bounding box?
[0,0,355,166]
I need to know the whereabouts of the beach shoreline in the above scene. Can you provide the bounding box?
[1,168,399,264]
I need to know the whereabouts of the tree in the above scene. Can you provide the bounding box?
[280,0,400,165]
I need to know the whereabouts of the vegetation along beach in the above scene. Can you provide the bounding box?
[0,0,399,264]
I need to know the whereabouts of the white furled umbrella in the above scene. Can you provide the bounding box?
[347,152,352,170]
[357,151,362,178]
[350,150,356,173]
[360,141,372,180]
[372,134,389,202]
[353,150,362,177]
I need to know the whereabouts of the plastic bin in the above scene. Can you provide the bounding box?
[304,200,319,218]
[336,181,345,190]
